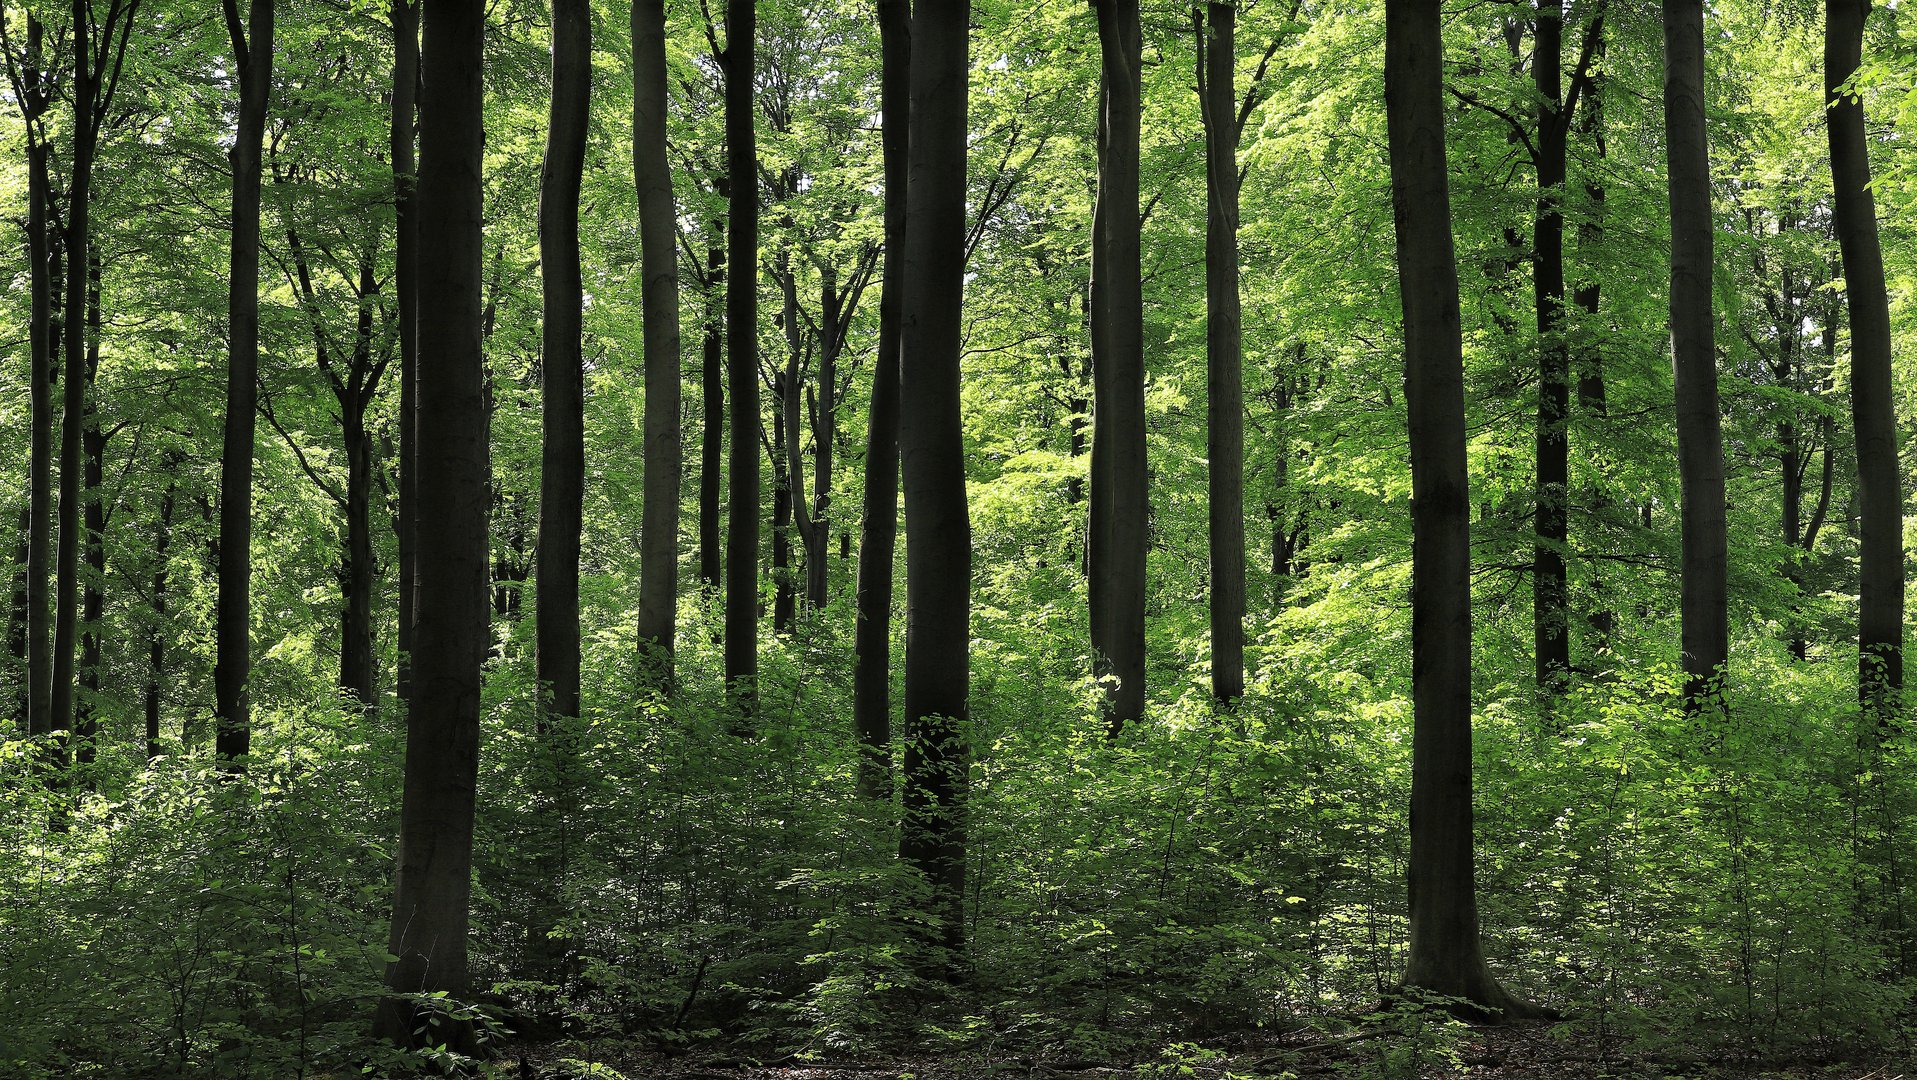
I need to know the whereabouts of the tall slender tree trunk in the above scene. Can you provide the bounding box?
[899,0,972,970]
[75,258,104,771]
[1386,0,1542,1021]
[1531,3,1571,697]
[14,17,54,743]
[1664,0,1727,711]
[1199,0,1244,705]
[1827,0,1904,733]
[376,0,489,1049]
[774,256,802,631]
[723,0,760,705]
[536,0,590,724]
[393,0,420,705]
[807,271,838,612]
[8,504,26,731]
[146,471,176,761]
[215,0,275,762]
[21,18,52,743]
[852,0,908,801]
[1574,25,1612,653]
[339,261,381,712]
[700,228,725,591]
[1089,0,1148,738]
[634,0,682,675]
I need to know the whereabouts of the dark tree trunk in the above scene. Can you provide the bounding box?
[393,0,419,705]
[1089,0,1148,739]
[806,271,839,612]
[376,0,489,1050]
[1664,0,1727,711]
[723,0,760,705]
[146,471,177,762]
[700,229,725,591]
[8,504,25,731]
[1531,4,1570,697]
[1199,0,1244,705]
[852,0,908,801]
[1828,0,1904,733]
[339,256,382,713]
[898,0,972,970]
[21,17,53,742]
[774,255,802,631]
[634,0,682,676]
[1573,24,1612,653]
[1385,0,1541,1021]
[75,258,104,772]
[536,0,590,724]
[215,0,275,763]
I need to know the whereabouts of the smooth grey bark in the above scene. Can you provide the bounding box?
[700,225,725,592]
[852,0,908,801]
[1386,0,1543,1022]
[633,0,682,675]
[145,469,177,761]
[1827,0,1904,732]
[1664,0,1727,710]
[74,258,105,771]
[376,0,489,1049]
[898,0,972,968]
[1089,0,1148,739]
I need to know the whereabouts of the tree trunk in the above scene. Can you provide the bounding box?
[700,228,725,592]
[1664,0,1728,711]
[536,0,590,724]
[898,0,972,970]
[1532,4,1571,697]
[1089,0,1149,739]
[634,0,682,676]
[852,0,908,801]
[21,17,52,744]
[393,0,420,705]
[1200,0,1244,705]
[775,255,804,631]
[146,472,176,762]
[1827,0,1904,734]
[8,504,25,732]
[1573,23,1612,654]
[807,272,838,612]
[340,303,379,714]
[772,364,796,632]
[75,258,104,772]
[376,0,489,1050]
[724,0,760,706]
[1385,0,1542,1021]
[215,0,275,763]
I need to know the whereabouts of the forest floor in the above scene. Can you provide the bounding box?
[515,1021,1914,1079]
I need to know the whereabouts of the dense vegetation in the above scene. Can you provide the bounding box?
[3,0,1917,1073]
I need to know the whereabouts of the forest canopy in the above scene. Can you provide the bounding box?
[2,0,1917,1074]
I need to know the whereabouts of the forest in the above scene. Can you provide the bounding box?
[2,0,1916,1072]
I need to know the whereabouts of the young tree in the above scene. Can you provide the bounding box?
[633,0,682,674]
[215,0,274,761]
[723,0,760,705]
[852,0,909,799]
[536,0,590,722]
[1385,0,1541,1020]
[899,0,972,968]
[376,0,490,1048]
[1826,0,1903,731]
[1664,0,1727,710]
[1198,0,1244,705]
[1089,0,1148,738]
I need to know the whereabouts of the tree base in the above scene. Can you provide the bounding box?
[1391,967,1558,1024]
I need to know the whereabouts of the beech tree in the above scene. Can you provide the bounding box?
[633,0,681,673]
[375,0,489,1047]
[723,0,759,705]
[1826,0,1903,732]
[1384,0,1539,1021]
